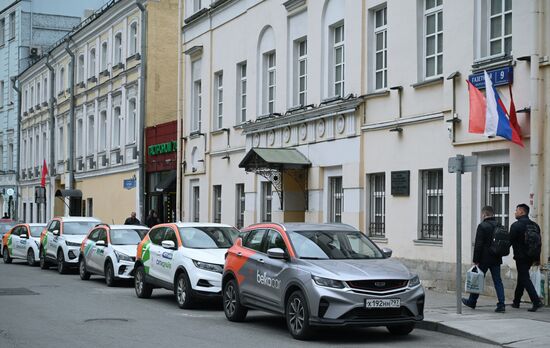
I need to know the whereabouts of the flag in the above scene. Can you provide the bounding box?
[40,159,48,187]
[507,84,524,147]
[467,80,486,134]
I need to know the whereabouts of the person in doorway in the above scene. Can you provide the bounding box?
[462,206,506,312]
[510,203,543,312]
[124,212,141,225]
[2,213,9,219]
[145,210,160,228]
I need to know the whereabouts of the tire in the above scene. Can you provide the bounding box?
[3,247,12,264]
[175,272,194,309]
[39,249,49,269]
[79,257,91,280]
[105,261,117,287]
[223,278,248,322]
[286,291,313,340]
[27,249,37,266]
[387,323,415,335]
[134,266,153,298]
[57,250,68,274]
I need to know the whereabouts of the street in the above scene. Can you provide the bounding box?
[0,261,496,348]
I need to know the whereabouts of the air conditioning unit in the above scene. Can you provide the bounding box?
[29,46,42,58]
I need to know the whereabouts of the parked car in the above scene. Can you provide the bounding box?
[134,222,240,308]
[0,220,16,257]
[39,217,101,273]
[79,224,149,286]
[2,223,47,265]
[222,223,425,340]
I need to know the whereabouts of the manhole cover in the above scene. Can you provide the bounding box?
[0,288,39,296]
[84,318,131,323]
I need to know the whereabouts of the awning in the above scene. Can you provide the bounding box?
[239,148,311,171]
[55,189,82,198]
[155,171,177,193]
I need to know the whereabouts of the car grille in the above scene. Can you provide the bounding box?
[340,307,414,321]
[347,279,408,292]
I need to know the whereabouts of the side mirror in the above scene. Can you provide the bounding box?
[382,247,393,258]
[20,234,28,239]
[161,240,176,250]
[52,230,60,236]
[267,248,287,260]
[96,240,106,247]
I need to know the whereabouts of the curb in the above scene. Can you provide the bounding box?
[417,320,501,346]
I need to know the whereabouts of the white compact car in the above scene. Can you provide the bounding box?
[2,223,46,265]
[134,222,240,308]
[40,217,101,273]
[79,224,149,286]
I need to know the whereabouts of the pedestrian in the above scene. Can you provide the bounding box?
[124,212,141,225]
[145,209,160,228]
[510,203,544,312]
[2,212,9,219]
[462,206,506,312]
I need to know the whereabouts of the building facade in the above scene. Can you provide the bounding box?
[181,0,550,292]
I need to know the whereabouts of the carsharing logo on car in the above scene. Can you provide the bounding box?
[162,252,173,260]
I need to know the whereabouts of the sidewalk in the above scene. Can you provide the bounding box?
[420,289,550,347]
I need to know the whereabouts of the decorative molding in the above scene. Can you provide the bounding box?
[184,45,203,58]
[411,76,444,89]
[362,112,445,132]
[283,0,306,12]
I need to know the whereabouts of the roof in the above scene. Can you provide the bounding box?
[239,147,311,170]
[55,217,101,222]
[172,222,235,228]
[108,225,149,230]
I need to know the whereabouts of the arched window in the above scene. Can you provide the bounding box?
[99,110,107,151]
[78,54,85,83]
[89,48,96,77]
[257,26,276,115]
[112,106,122,147]
[59,67,65,92]
[322,0,345,98]
[129,22,138,56]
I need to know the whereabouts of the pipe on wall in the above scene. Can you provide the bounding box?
[136,0,147,222]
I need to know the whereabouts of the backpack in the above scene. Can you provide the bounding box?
[524,223,542,260]
[489,223,511,257]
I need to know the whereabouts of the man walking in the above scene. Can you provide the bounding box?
[510,203,543,312]
[124,212,141,226]
[462,206,506,312]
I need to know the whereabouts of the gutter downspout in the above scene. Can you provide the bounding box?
[176,0,183,221]
[137,0,147,222]
[64,42,75,197]
[11,77,21,221]
[45,59,55,220]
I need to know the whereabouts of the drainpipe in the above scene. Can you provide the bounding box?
[45,59,55,220]
[11,77,21,221]
[136,0,147,221]
[64,42,75,197]
[176,0,183,221]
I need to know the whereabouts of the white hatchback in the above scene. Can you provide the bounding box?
[79,224,149,286]
[2,223,46,265]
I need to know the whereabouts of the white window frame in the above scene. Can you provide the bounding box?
[101,41,108,71]
[213,185,222,223]
[87,115,95,155]
[484,164,510,227]
[36,82,41,105]
[193,0,202,13]
[192,79,202,132]
[488,0,512,57]
[264,51,276,114]
[328,176,343,223]
[30,86,34,108]
[0,80,4,108]
[424,0,443,78]
[127,98,137,144]
[129,21,138,56]
[192,184,200,222]
[0,18,5,46]
[261,181,272,222]
[89,48,96,78]
[112,106,122,148]
[235,183,245,229]
[237,62,247,124]
[214,71,223,130]
[76,118,83,157]
[332,23,345,97]
[114,32,122,65]
[59,67,65,92]
[374,6,387,90]
[58,126,64,162]
[99,110,107,151]
[368,173,386,237]
[295,38,307,106]
[420,169,443,240]
[78,54,85,83]
[9,12,15,39]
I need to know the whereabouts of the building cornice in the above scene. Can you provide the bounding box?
[283,0,306,12]
[361,112,445,132]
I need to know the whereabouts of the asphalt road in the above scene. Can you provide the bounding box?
[0,260,496,348]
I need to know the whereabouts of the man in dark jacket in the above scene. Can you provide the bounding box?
[510,203,543,312]
[462,206,505,312]
[124,212,141,226]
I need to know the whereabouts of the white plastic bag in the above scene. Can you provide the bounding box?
[465,265,485,294]
[529,266,542,298]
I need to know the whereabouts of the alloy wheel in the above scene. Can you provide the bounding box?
[289,297,305,334]
[224,283,236,316]
[177,277,187,305]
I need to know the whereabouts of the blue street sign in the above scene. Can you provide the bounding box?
[123,178,136,190]
[468,66,513,89]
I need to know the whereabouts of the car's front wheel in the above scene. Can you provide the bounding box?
[105,261,117,287]
[175,272,194,309]
[57,250,68,274]
[223,279,247,322]
[387,323,415,335]
[2,247,12,264]
[79,257,91,280]
[286,290,313,340]
[39,249,49,269]
[27,249,37,266]
[135,266,153,298]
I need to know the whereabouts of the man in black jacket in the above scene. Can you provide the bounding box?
[462,206,505,312]
[510,203,543,312]
[124,212,141,226]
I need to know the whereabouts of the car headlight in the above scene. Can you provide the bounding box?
[192,260,223,274]
[65,241,81,247]
[312,275,345,289]
[408,275,420,288]
[114,250,133,262]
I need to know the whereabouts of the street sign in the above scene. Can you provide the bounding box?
[468,66,513,89]
[448,155,477,173]
[123,178,136,190]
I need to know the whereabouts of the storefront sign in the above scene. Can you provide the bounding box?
[468,66,513,89]
[123,178,137,190]
[391,171,410,196]
[148,141,177,156]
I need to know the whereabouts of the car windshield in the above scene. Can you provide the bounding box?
[109,229,146,245]
[30,226,45,237]
[178,227,240,249]
[288,230,384,260]
[0,223,15,235]
[63,222,98,235]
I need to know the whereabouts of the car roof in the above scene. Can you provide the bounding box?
[55,217,101,223]
[281,223,359,232]
[27,223,47,227]
[108,225,149,230]
[171,222,235,228]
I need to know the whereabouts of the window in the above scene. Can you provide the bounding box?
[420,169,443,240]
[0,18,5,46]
[192,185,200,222]
[24,89,27,111]
[489,0,512,56]
[237,62,247,124]
[58,127,64,161]
[329,176,343,223]
[129,22,138,56]
[192,80,202,132]
[424,0,443,78]
[127,98,136,143]
[214,71,223,129]
[88,115,95,154]
[295,39,307,106]
[9,76,15,103]
[484,164,509,226]
[87,198,93,217]
[368,173,385,237]
[30,86,34,107]
[243,229,267,252]
[78,55,85,83]
[30,203,33,223]
[213,185,222,223]
[332,24,345,97]
[9,12,15,39]
[43,78,47,102]
[76,119,83,157]
[193,0,202,13]
[0,81,4,107]
[149,227,166,245]
[0,144,3,171]
[261,182,272,222]
[59,67,65,92]
[114,33,122,64]
[112,106,121,148]
[374,6,387,90]
[7,142,13,170]
[99,110,107,151]
[101,42,108,71]
[266,229,287,253]
[36,82,41,104]
[235,184,245,229]
[89,48,96,77]
[264,52,276,114]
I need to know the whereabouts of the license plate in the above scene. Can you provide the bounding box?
[365,298,401,308]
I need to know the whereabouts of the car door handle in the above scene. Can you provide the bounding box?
[237,252,242,257]
[258,258,265,263]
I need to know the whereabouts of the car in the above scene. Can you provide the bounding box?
[222,223,425,340]
[39,216,101,274]
[79,224,149,286]
[0,220,16,257]
[2,223,47,265]
[134,222,240,308]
